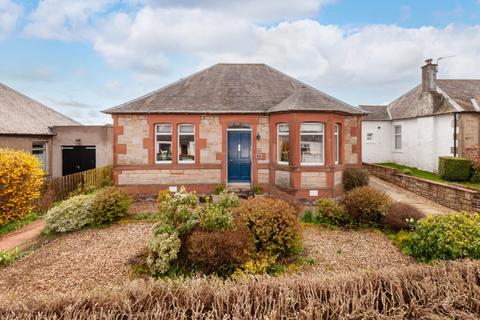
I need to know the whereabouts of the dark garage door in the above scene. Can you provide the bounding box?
[62,146,96,176]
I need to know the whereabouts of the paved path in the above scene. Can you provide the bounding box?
[0,220,45,252]
[369,176,451,215]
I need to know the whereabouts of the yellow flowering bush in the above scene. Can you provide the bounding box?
[0,148,44,224]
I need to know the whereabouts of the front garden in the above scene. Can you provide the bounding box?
[1,149,480,318]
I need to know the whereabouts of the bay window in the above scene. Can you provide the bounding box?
[300,123,324,165]
[277,123,289,164]
[155,124,172,163]
[178,124,195,163]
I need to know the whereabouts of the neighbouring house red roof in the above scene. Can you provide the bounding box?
[103,63,364,115]
[0,83,79,135]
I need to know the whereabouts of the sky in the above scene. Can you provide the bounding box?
[1,0,480,124]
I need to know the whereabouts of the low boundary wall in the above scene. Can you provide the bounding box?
[363,163,480,212]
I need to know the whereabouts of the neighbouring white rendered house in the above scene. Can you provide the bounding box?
[360,59,480,172]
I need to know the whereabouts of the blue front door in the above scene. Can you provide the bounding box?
[228,131,251,182]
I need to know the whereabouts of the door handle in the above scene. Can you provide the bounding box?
[238,144,241,152]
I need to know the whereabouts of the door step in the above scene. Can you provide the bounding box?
[226,183,253,199]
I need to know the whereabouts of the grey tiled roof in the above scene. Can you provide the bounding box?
[359,105,390,121]
[384,80,480,120]
[0,83,79,135]
[103,64,364,115]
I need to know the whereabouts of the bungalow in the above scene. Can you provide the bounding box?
[103,63,365,201]
[361,59,480,172]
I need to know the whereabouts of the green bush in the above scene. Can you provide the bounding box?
[146,226,181,276]
[160,187,198,236]
[196,202,233,232]
[217,190,240,209]
[342,186,393,226]
[401,169,413,176]
[313,198,348,226]
[470,171,480,183]
[342,168,370,192]
[403,212,480,262]
[234,197,302,256]
[45,194,96,233]
[91,187,131,224]
[438,157,472,181]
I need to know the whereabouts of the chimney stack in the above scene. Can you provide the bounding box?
[421,58,438,92]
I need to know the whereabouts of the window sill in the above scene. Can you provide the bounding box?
[155,161,172,164]
[300,163,325,166]
[178,161,195,164]
[392,150,403,153]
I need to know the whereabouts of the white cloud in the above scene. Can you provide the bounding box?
[21,0,480,106]
[131,0,334,22]
[92,5,480,94]
[24,0,114,40]
[0,0,22,39]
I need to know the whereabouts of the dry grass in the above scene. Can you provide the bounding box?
[301,225,415,274]
[0,222,153,299]
[0,260,479,319]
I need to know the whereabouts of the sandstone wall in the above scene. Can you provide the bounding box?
[117,115,149,165]
[300,172,327,188]
[118,169,221,185]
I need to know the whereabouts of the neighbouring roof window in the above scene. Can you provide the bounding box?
[300,123,324,165]
[178,124,195,163]
[394,125,402,150]
[32,141,47,171]
[277,123,289,164]
[156,124,172,163]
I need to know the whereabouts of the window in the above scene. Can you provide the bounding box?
[300,123,324,165]
[394,125,402,150]
[366,133,374,142]
[32,141,47,171]
[334,124,340,164]
[155,124,172,163]
[277,123,289,164]
[178,124,195,163]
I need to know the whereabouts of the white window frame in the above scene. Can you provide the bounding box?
[32,141,48,171]
[178,124,195,164]
[155,124,172,164]
[300,122,325,166]
[334,124,340,165]
[394,125,402,150]
[277,123,289,165]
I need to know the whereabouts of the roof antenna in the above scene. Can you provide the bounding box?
[436,55,456,64]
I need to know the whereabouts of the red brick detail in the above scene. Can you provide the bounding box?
[216,152,224,161]
[352,144,358,154]
[116,144,127,154]
[197,138,207,149]
[143,138,151,149]
[114,125,124,135]
[350,126,358,137]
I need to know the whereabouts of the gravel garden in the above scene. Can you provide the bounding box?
[1,148,479,318]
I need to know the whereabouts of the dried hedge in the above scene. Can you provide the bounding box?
[1,260,479,319]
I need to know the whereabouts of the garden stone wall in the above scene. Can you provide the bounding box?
[363,163,480,212]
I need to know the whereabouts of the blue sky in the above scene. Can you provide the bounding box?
[0,0,479,124]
